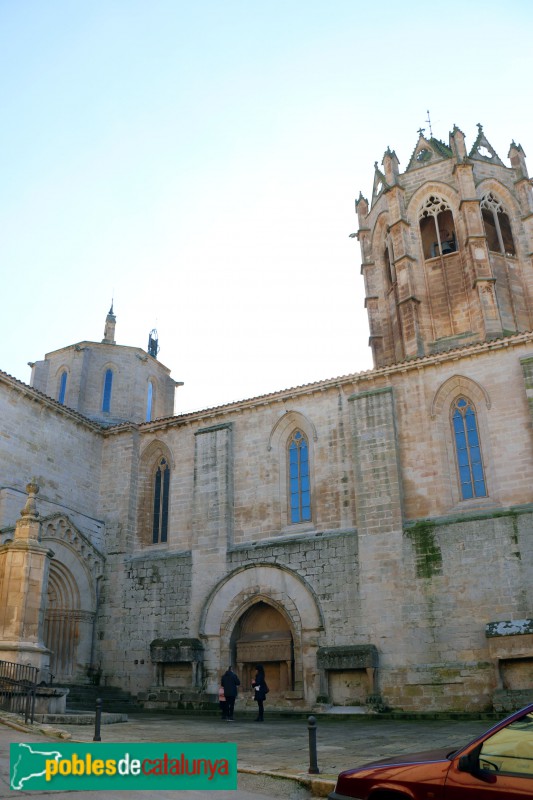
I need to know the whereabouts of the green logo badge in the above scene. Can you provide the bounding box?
[11,742,237,791]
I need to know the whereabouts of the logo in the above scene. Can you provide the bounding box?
[10,742,237,791]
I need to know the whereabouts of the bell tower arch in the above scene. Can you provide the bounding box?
[356,124,533,368]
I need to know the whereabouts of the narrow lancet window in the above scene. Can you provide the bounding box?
[58,370,68,404]
[152,457,170,543]
[102,369,113,413]
[146,380,154,422]
[452,397,487,500]
[384,236,396,286]
[289,430,311,523]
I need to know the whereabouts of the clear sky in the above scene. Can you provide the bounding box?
[1,1,532,413]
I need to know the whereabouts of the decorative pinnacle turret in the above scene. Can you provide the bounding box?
[21,479,40,520]
[102,302,117,344]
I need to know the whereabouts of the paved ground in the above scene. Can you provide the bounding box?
[1,709,496,798]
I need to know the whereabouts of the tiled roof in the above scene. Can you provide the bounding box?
[4,328,533,434]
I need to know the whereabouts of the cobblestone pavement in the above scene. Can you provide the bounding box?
[1,710,496,798]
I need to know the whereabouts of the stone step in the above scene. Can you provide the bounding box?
[33,711,128,725]
[60,684,140,713]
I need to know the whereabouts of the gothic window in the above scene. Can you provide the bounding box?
[481,193,516,256]
[146,380,155,422]
[102,368,113,413]
[289,430,311,523]
[384,236,396,286]
[452,397,487,500]
[152,457,170,543]
[58,370,68,404]
[419,195,457,259]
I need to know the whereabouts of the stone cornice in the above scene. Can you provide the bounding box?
[5,333,533,437]
[132,331,533,431]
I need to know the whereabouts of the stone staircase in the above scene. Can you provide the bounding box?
[62,684,141,714]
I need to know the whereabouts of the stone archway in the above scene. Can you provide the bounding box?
[44,561,82,682]
[41,515,104,683]
[200,564,324,706]
[232,601,294,696]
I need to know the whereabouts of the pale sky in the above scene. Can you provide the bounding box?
[1,1,532,413]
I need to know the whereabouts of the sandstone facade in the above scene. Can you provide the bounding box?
[1,123,533,712]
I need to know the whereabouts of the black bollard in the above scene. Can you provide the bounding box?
[93,697,102,742]
[307,715,320,774]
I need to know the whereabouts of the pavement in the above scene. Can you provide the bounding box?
[0,707,497,799]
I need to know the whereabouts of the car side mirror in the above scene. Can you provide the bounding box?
[458,752,480,774]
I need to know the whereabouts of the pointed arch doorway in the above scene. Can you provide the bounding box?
[44,562,81,682]
[232,601,294,696]
[40,515,104,684]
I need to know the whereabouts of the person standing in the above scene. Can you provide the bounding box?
[221,666,240,721]
[252,664,268,722]
[218,680,227,720]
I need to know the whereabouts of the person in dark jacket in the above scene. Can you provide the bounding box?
[221,666,240,721]
[252,664,268,721]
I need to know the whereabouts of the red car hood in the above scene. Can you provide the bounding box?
[342,746,455,772]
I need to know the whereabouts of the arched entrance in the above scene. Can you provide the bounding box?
[232,601,294,696]
[40,515,104,684]
[200,564,324,706]
[44,562,81,681]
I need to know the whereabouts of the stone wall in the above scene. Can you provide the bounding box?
[3,319,533,709]
[0,374,104,528]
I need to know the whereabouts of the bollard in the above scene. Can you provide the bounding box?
[93,697,102,742]
[307,715,320,774]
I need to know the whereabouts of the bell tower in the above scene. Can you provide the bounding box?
[355,124,533,368]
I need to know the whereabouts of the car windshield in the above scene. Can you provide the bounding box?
[479,712,533,775]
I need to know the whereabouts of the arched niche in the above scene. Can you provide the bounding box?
[200,564,323,704]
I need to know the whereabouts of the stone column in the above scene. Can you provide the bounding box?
[0,481,54,672]
[349,388,405,674]
[191,423,234,691]
[455,159,504,340]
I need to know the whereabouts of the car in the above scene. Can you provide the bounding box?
[328,703,533,799]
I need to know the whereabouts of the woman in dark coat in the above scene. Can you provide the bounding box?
[252,664,268,722]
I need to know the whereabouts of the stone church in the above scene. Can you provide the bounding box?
[2,123,533,713]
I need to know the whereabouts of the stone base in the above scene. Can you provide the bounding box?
[33,711,128,725]
[33,687,69,715]
[139,688,214,711]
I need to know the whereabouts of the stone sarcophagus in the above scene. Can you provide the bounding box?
[317,645,379,671]
[316,645,379,703]
[236,630,294,694]
[236,630,292,664]
[486,620,533,711]
[150,638,204,689]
